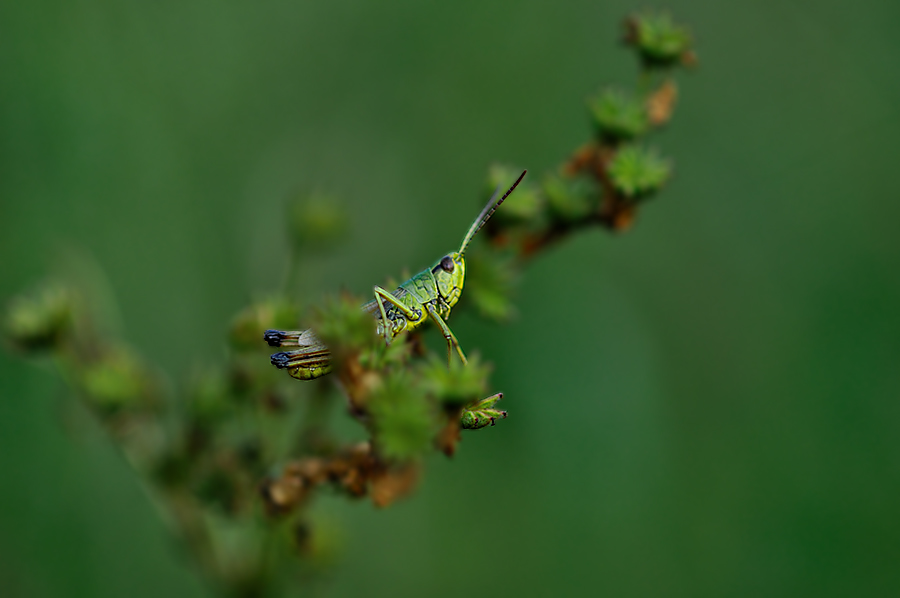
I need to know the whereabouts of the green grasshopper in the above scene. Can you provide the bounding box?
[265,170,527,380]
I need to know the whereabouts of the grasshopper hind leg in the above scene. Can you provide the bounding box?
[373,285,420,346]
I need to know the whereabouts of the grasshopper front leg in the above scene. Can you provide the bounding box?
[425,303,467,366]
[373,286,420,345]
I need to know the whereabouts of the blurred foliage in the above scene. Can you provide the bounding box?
[542,172,597,223]
[368,371,435,461]
[0,6,773,598]
[229,298,301,351]
[42,3,897,595]
[3,283,74,352]
[6,2,900,598]
[287,192,349,252]
[588,87,649,141]
[607,145,672,199]
[624,9,696,68]
[486,163,544,223]
[465,248,520,321]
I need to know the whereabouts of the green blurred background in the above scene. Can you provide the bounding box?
[2,0,899,596]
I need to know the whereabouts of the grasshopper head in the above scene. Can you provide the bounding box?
[432,252,466,307]
[432,170,526,310]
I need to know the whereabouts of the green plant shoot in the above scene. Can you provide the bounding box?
[266,171,528,380]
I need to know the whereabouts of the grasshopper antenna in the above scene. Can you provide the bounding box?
[458,170,527,255]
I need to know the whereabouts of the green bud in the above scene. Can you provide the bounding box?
[359,329,411,370]
[460,393,507,430]
[314,293,374,363]
[298,517,344,569]
[3,283,73,352]
[80,346,157,415]
[418,353,490,407]
[624,11,694,69]
[542,173,597,222]
[587,88,648,142]
[368,371,436,461]
[187,366,234,427]
[487,164,542,222]
[607,145,671,199]
[229,297,300,351]
[194,467,238,513]
[465,248,519,322]
[288,192,349,251]
[152,450,192,489]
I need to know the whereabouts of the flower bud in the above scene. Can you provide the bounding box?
[543,173,597,222]
[487,164,542,222]
[624,11,694,69]
[587,88,648,142]
[287,192,349,251]
[3,284,73,352]
[607,144,671,200]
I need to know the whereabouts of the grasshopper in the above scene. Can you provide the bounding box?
[265,170,527,380]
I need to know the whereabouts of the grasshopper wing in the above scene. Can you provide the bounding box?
[361,287,409,318]
[266,286,408,381]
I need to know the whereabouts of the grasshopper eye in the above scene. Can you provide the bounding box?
[440,256,455,272]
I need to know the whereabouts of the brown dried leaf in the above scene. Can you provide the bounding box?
[436,415,462,458]
[646,80,678,127]
[370,463,421,508]
[564,144,598,176]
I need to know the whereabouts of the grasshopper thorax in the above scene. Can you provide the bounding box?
[432,251,466,308]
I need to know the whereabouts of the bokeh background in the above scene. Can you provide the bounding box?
[2,0,899,596]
